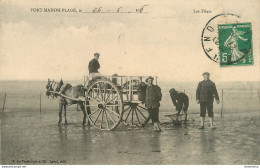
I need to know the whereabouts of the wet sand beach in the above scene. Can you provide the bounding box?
[1,109,259,165]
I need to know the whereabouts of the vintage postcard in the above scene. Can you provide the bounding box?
[0,0,259,167]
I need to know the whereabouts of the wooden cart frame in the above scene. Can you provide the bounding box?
[83,75,158,130]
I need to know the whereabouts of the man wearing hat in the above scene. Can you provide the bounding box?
[143,76,162,131]
[169,88,189,123]
[88,52,100,75]
[196,72,220,129]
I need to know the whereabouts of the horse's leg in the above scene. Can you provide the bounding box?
[176,110,180,122]
[78,102,87,126]
[64,104,67,124]
[184,110,187,124]
[58,101,63,124]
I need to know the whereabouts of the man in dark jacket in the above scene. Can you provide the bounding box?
[88,52,100,74]
[169,88,189,123]
[196,72,220,129]
[143,76,162,131]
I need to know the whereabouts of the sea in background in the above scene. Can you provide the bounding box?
[0,80,259,114]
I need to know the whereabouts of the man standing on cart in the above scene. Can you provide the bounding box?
[142,76,162,131]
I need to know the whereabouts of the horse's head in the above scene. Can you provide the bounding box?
[55,79,63,92]
[46,79,64,98]
[46,78,53,97]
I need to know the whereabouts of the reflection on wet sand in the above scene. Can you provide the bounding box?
[58,125,68,141]
[66,127,164,164]
[148,133,161,153]
[199,130,220,164]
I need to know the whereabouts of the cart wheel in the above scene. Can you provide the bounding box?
[85,79,124,130]
[121,102,149,127]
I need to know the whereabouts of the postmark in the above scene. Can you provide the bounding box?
[218,22,253,66]
[201,13,241,63]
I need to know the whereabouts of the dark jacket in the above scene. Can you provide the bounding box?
[169,89,188,107]
[196,80,219,102]
[145,84,162,108]
[88,58,100,74]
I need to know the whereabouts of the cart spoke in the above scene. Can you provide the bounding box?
[106,108,121,117]
[89,108,100,117]
[123,106,131,113]
[136,107,147,120]
[106,109,116,125]
[100,110,104,129]
[131,108,134,125]
[94,109,102,125]
[134,108,141,124]
[105,88,113,103]
[137,105,147,111]
[90,85,102,101]
[98,82,104,101]
[105,104,121,107]
[124,108,132,122]
[106,95,118,104]
[87,96,101,103]
[103,83,107,102]
[104,109,109,129]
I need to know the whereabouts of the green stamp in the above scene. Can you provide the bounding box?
[218,22,253,66]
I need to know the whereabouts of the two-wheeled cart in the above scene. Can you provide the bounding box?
[84,75,158,130]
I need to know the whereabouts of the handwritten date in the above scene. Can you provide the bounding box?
[31,5,149,14]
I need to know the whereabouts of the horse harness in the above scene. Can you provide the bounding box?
[49,81,73,105]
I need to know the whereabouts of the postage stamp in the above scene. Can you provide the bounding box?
[201,13,241,63]
[218,22,253,66]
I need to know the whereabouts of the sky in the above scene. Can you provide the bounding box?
[0,0,260,82]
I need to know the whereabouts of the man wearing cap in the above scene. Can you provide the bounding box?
[196,72,220,129]
[143,76,162,131]
[88,52,100,75]
[169,88,189,123]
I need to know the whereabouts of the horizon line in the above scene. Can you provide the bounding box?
[0,79,259,83]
